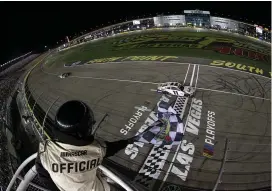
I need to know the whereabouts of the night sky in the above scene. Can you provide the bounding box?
[1,1,271,64]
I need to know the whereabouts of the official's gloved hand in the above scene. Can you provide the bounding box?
[105,139,130,157]
[127,137,135,144]
[127,134,141,144]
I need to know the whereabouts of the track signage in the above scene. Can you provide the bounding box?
[203,111,216,158]
[171,98,203,181]
[210,60,271,77]
[125,95,171,160]
[63,56,270,78]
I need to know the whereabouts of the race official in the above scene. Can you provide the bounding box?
[35,100,130,191]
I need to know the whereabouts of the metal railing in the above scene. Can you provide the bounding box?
[6,153,134,191]
[12,53,135,191]
[1,52,32,67]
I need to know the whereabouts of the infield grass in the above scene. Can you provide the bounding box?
[45,30,271,72]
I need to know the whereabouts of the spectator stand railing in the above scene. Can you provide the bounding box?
[7,54,136,191]
[6,152,134,191]
[0,51,32,69]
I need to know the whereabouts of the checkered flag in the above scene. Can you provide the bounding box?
[134,101,184,146]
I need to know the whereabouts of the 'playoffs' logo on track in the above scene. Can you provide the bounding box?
[203,111,216,158]
[120,106,150,135]
[125,95,171,160]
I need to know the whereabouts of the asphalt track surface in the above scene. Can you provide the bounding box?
[26,55,271,190]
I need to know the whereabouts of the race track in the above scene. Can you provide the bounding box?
[26,55,271,190]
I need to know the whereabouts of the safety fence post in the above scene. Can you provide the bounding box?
[212,138,229,191]
[24,88,35,119]
[26,86,37,120]
[31,122,44,143]
[41,97,59,138]
[26,86,33,103]
[32,92,44,111]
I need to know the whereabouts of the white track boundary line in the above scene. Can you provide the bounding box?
[64,61,192,67]
[71,75,159,85]
[43,65,160,85]
[195,65,200,89]
[63,61,270,79]
[183,64,191,85]
[190,64,196,86]
[43,62,191,85]
[43,61,270,101]
[197,87,270,101]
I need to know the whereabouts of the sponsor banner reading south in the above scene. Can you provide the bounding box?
[63,56,271,78]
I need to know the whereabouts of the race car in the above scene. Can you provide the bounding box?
[59,72,71,79]
[157,82,195,97]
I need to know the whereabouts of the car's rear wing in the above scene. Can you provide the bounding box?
[158,82,181,88]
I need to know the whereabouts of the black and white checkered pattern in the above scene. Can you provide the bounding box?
[134,145,172,188]
[173,96,188,119]
[134,97,190,189]
[135,101,184,146]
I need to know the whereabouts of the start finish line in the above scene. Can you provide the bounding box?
[134,95,189,190]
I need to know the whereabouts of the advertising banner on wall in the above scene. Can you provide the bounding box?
[256,26,263,34]
[153,15,186,27]
[133,20,141,25]
[184,10,210,14]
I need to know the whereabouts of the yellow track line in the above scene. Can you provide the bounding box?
[23,52,52,140]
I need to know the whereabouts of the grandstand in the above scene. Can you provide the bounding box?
[0,53,41,190]
[59,9,270,51]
